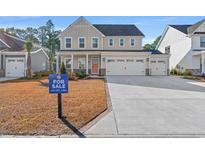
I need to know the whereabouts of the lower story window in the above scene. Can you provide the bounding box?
[64,58,72,69]
[78,57,86,69]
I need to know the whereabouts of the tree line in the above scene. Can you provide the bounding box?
[0,19,61,54]
[0,19,61,78]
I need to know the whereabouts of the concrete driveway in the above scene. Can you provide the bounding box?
[86,76,205,137]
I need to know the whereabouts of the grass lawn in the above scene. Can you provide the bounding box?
[0,78,107,135]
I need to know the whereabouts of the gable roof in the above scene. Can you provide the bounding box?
[93,24,145,36]
[60,16,105,37]
[187,19,205,34]
[0,32,47,53]
[169,25,191,34]
[0,39,9,50]
[0,32,25,51]
[169,19,205,35]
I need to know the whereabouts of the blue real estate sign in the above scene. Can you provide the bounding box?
[49,74,68,94]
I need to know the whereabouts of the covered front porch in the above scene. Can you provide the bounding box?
[56,51,104,76]
[192,51,205,75]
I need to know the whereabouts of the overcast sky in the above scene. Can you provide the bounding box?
[0,16,204,45]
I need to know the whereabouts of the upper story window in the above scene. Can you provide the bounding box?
[65,37,72,48]
[79,37,85,48]
[119,38,125,47]
[200,37,205,47]
[130,38,135,47]
[92,37,99,48]
[109,38,114,46]
[165,46,170,54]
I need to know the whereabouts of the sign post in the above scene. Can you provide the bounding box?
[58,93,62,118]
[49,74,68,118]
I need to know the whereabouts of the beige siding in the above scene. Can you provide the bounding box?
[103,36,143,50]
[60,18,104,50]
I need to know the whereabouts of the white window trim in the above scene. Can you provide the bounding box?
[78,37,86,49]
[119,38,125,47]
[78,57,86,69]
[91,37,99,49]
[65,37,72,49]
[130,38,135,47]
[64,58,72,69]
[200,37,205,48]
[108,38,114,47]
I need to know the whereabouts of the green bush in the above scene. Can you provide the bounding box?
[176,70,183,76]
[170,68,183,76]
[170,68,178,75]
[75,70,86,79]
[183,70,192,76]
[60,62,66,74]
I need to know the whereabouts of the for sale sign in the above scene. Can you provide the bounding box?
[49,74,68,94]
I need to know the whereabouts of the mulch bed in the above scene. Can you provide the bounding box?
[0,79,107,136]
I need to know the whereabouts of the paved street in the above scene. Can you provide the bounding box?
[86,76,205,137]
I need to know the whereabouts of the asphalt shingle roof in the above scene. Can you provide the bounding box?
[0,32,43,52]
[169,25,192,34]
[93,24,145,36]
[188,19,205,34]
[0,32,25,51]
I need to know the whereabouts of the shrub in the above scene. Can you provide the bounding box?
[75,70,86,79]
[170,68,183,76]
[60,62,66,74]
[183,70,192,76]
[176,70,183,76]
[170,68,178,75]
[68,72,78,81]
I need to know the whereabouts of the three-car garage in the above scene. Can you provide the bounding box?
[102,51,169,76]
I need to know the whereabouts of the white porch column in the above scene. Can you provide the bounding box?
[86,54,89,75]
[202,53,205,74]
[71,54,74,73]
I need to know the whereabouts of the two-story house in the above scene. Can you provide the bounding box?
[156,19,205,75]
[56,17,169,76]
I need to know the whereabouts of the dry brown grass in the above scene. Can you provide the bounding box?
[0,79,107,135]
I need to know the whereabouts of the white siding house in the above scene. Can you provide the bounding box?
[156,19,205,75]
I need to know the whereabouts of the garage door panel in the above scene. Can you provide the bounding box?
[106,57,146,75]
[6,57,25,77]
[151,60,166,75]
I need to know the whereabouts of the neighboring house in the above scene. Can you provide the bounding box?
[56,17,169,76]
[0,32,49,77]
[156,19,205,75]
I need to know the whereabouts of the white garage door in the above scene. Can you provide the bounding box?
[150,60,166,75]
[106,58,146,75]
[6,57,25,77]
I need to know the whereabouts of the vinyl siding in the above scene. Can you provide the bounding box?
[60,18,143,51]
[157,26,191,69]
[31,50,49,72]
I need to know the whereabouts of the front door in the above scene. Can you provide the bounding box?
[91,57,99,75]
